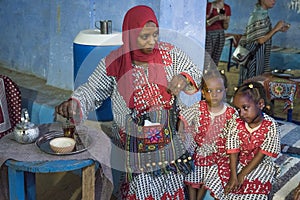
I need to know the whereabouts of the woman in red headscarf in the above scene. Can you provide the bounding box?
[56,5,201,199]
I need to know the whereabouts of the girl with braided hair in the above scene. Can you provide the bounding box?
[205,81,281,200]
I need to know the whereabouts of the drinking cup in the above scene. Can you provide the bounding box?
[95,20,112,34]
[63,124,75,138]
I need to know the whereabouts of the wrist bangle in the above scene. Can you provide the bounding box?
[206,19,212,25]
[180,74,191,85]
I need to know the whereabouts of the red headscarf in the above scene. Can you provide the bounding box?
[105,5,170,109]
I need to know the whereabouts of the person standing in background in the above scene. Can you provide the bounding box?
[238,0,290,86]
[205,0,231,69]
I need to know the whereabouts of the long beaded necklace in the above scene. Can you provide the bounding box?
[132,65,174,117]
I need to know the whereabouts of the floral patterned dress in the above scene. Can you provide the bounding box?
[204,113,281,200]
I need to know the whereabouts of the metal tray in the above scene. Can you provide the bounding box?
[272,71,294,78]
[36,130,92,155]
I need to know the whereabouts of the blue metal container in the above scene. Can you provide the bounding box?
[73,29,122,121]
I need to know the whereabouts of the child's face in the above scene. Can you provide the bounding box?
[202,77,226,108]
[233,93,263,126]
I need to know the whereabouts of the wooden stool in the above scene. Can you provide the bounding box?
[5,159,95,200]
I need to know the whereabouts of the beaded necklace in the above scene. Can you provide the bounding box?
[132,65,174,117]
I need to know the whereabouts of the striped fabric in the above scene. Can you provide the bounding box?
[238,11,272,85]
[205,30,225,69]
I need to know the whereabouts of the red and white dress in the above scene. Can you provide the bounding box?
[204,113,281,200]
[180,100,236,189]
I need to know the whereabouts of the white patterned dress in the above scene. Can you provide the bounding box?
[204,113,281,200]
[71,42,202,200]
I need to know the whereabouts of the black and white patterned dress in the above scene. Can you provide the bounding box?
[72,42,202,200]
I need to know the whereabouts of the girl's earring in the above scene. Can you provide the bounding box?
[258,99,265,110]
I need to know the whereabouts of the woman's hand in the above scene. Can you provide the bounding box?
[281,21,290,32]
[274,20,290,32]
[167,74,188,96]
[224,172,245,195]
[55,99,80,120]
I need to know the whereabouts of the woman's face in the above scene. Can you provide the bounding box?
[260,0,276,10]
[136,22,159,54]
[202,77,226,108]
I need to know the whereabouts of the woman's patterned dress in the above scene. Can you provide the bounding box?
[72,42,202,200]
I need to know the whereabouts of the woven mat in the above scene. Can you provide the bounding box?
[270,120,300,199]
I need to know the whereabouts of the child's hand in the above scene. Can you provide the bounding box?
[224,176,238,195]
[237,172,246,186]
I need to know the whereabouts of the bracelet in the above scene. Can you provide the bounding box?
[206,20,212,26]
[180,74,192,86]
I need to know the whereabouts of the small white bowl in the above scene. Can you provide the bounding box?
[49,137,76,154]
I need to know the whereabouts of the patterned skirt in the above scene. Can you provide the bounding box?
[125,172,186,200]
[204,158,280,200]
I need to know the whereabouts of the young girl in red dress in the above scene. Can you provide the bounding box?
[179,69,236,200]
[205,81,281,200]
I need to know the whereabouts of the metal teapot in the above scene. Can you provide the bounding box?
[13,108,39,144]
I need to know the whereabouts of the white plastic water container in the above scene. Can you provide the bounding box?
[73,29,122,121]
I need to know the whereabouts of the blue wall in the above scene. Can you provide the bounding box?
[0,0,161,90]
[0,0,205,92]
[1,0,298,91]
